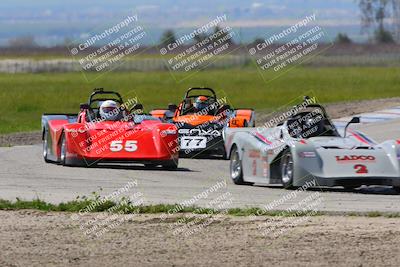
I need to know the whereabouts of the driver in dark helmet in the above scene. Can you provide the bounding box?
[194,96,209,112]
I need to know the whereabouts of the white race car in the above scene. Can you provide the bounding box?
[224,100,400,190]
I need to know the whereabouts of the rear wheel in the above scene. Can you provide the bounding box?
[43,130,51,163]
[230,146,253,185]
[280,149,295,189]
[393,187,400,193]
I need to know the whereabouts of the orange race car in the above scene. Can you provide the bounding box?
[150,87,255,158]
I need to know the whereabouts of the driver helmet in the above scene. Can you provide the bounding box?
[194,96,208,111]
[99,100,120,121]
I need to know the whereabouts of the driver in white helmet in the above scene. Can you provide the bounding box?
[99,100,122,121]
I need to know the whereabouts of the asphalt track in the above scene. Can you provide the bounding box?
[0,119,400,213]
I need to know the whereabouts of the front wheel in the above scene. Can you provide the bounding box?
[60,133,86,167]
[230,146,253,185]
[60,134,67,165]
[280,149,295,189]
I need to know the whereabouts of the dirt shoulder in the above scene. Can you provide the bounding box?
[0,131,41,147]
[1,97,400,147]
[1,210,399,267]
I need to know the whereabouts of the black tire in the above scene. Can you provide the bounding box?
[43,130,51,163]
[162,160,178,170]
[343,186,358,190]
[144,164,158,168]
[393,187,400,193]
[220,146,228,160]
[280,149,295,189]
[230,146,253,185]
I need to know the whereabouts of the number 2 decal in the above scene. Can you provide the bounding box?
[354,164,368,174]
[110,140,138,152]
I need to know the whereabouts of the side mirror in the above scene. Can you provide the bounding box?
[349,117,360,124]
[344,117,360,137]
[132,103,143,110]
[80,103,90,110]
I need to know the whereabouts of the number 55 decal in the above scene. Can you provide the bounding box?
[354,164,368,174]
[110,140,138,152]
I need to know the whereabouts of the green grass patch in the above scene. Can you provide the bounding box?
[0,197,209,215]
[0,67,399,134]
[0,194,322,217]
[0,197,322,217]
[3,197,399,218]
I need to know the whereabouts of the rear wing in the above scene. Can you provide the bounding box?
[42,113,77,123]
[41,113,78,138]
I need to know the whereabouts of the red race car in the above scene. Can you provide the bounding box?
[42,88,179,169]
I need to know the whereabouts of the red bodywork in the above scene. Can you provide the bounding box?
[42,90,179,167]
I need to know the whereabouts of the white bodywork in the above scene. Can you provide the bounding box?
[224,123,400,188]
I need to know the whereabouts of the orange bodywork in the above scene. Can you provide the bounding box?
[173,114,223,126]
[150,90,254,128]
[229,109,254,127]
[150,110,168,119]
[151,104,254,127]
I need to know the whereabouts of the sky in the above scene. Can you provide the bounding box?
[0,0,365,46]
